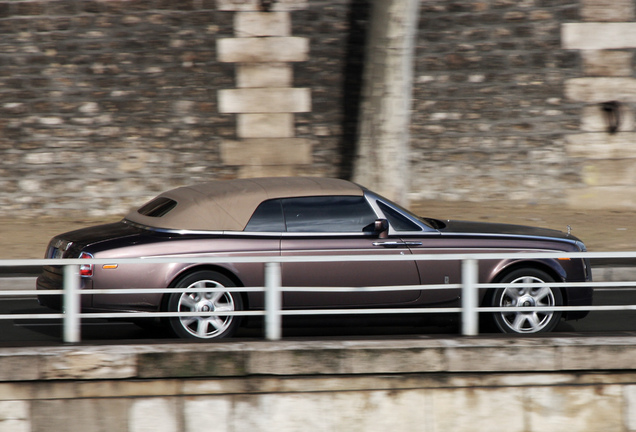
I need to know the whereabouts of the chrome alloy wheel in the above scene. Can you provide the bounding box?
[492,269,563,334]
[177,280,236,338]
[168,270,243,340]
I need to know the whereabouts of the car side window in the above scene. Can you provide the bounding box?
[282,196,377,233]
[244,199,285,232]
[376,201,422,231]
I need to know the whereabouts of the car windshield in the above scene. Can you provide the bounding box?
[368,191,444,231]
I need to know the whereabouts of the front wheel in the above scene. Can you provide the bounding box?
[167,271,243,340]
[490,268,563,334]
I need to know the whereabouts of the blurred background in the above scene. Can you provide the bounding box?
[0,0,634,251]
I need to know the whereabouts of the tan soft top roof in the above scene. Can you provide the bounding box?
[125,177,364,231]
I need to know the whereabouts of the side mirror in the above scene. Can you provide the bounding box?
[374,219,389,238]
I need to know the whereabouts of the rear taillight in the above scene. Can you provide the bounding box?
[79,251,94,277]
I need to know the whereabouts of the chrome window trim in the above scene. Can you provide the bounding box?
[363,191,438,235]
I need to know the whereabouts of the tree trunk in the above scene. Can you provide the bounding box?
[352,0,420,207]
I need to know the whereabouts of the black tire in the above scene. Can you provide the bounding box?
[490,268,563,334]
[167,270,243,340]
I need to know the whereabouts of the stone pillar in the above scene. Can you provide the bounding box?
[217,0,311,178]
[562,0,636,208]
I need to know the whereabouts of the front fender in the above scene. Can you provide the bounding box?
[484,258,567,283]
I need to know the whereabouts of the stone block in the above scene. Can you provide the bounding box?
[213,390,428,432]
[137,351,247,378]
[40,350,137,380]
[129,398,178,432]
[582,50,634,77]
[31,399,128,432]
[236,63,293,88]
[0,356,40,381]
[445,345,558,372]
[235,12,290,37]
[184,398,231,432]
[566,186,636,209]
[218,88,311,113]
[580,0,635,22]
[580,160,636,187]
[0,384,32,402]
[565,132,636,159]
[217,37,308,63]
[238,113,294,138]
[220,138,311,165]
[565,78,636,103]
[581,104,634,132]
[0,401,29,432]
[431,387,525,432]
[559,343,636,370]
[216,0,308,12]
[0,419,29,432]
[347,348,446,374]
[562,23,636,50]
[626,385,636,431]
[527,385,623,432]
[247,348,349,375]
[241,341,452,377]
[329,390,427,431]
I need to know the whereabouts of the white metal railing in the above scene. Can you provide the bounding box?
[1,251,635,343]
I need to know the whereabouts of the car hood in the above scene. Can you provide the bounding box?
[437,220,579,242]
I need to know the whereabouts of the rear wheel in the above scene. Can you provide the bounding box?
[167,271,243,340]
[490,268,563,334]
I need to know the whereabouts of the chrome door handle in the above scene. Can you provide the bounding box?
[372,241,406,248]
[372,241,422,248]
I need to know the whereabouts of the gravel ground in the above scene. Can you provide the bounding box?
[0,201,634,260]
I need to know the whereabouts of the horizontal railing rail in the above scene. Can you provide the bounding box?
[1,251,635,342]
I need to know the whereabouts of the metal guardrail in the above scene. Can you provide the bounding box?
[1,251,635,343]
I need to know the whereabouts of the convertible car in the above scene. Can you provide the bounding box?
[37,177,592,339]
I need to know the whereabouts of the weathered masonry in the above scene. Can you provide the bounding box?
[216,0,312,178]
[2,338,636,432]
[1,0,636,217]
[562,0,636,209]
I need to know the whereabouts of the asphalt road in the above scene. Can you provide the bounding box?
[1,288,635,347]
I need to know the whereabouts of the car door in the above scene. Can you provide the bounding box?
[374,199,461,305]
[279,196,422,308]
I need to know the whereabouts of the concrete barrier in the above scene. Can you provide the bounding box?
[1,337,636,432]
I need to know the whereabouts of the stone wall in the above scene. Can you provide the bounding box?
[410,0,583,204]
[0,0,633,217]
[0,0,239,216]
[2,337,636,431]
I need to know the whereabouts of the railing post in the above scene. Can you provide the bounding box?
[63,264,81,343]
[461,258,479,336]
[264,262,282,341]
